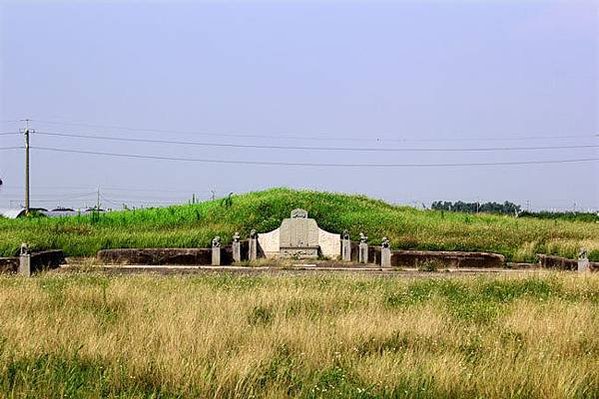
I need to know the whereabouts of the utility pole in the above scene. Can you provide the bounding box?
[20,119,35,215]
[96,186,101,210]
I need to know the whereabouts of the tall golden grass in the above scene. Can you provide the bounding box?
[0,271,597,398]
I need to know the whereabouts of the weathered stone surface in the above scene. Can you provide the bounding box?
[258,228,280,258]
[212,237,221,266]
[539,254,598,271]
[232,242,241,263]
[98,248,212,265]
[359,243,369,264]
[232,232,241,263]
[0,257,19,273]
[19,254,31,276]
[381,248,391,268]
[318,228,341,259]
[538,254,577,270]
[342,239,351,262]
[211,237,221,266]
[391,250,505,269]
[290,208,308,219]
[280,247,319,259]
[257,209,341,259]
[279,218,319,249]
[578,258,590,273]
[578,248,590,273]
[1,250,64,275]
[249,239,258,261]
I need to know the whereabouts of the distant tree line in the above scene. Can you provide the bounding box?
[431,201,521,215]
[518,211,598,223]
[431,201,598,222]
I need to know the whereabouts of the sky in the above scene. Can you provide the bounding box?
[0,0,597,211]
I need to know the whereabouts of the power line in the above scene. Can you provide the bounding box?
[0,146,23,150]
[32,146,599,168]
[35,131,599,153]
[1,184,234,195]
[2,192,98,202]
[28,118,598,143]
[99,193,182,206]
[0,132,21,136]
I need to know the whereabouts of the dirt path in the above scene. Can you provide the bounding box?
[56,263,540,277]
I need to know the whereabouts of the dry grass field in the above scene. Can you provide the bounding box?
[0,271,597,398]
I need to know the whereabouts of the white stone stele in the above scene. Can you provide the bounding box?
[258,228,281,258]
[257,226,341,259]
[319,229,341,259]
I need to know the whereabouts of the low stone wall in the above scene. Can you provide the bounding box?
[31,250,65,271]
[0,257,18,273]
[538,254,598,271]
[98,248,212,265]
[390,250,505,269]
[347,245,504,268]
[97,243,249,266]
[0,250,64,274]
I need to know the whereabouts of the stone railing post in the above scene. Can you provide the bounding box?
[19,242,31,277]
[232,232,241,263]
[381,237,391,268]
[578,248,590,273]
[341,230,351,262]
[358,232,368,264]
[211,236,221,266]
[249,229,258,261]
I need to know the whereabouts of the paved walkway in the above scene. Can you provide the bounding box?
[59,263,539,276]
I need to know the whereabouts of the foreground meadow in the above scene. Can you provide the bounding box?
[0,272,597,398]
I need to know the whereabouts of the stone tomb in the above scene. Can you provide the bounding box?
[258,209,340,259]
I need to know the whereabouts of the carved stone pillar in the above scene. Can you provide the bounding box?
[232,232,241,263]
[578,248,590,273]
[341,230,351,262]
[211,236,221,266]
[19,243,31,277]
[248,229,258,261]
[381,237,391,268]
[358,232,368,264]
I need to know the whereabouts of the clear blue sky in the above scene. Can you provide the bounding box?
[0,0,597,211]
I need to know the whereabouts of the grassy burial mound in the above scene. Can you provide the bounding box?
[0,188,597,262]
[0,273,597,398]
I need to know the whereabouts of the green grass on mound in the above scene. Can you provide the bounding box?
[0,188,597,261]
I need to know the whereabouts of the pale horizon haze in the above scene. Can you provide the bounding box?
[0,0,597,211]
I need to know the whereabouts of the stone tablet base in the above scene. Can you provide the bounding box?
[279,247,319,259]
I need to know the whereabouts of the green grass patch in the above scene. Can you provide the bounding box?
[1,188,597,262]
